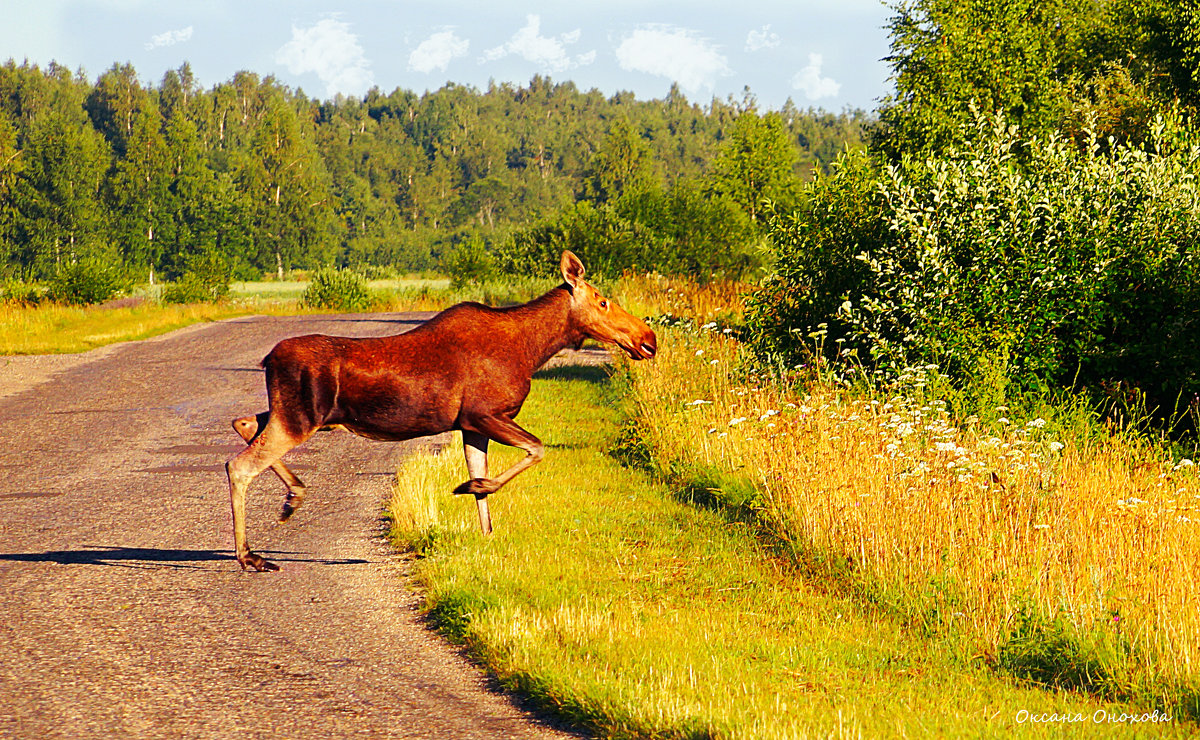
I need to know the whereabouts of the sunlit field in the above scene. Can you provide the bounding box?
[625,319,1200,718]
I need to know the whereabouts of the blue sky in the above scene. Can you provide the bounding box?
[2,0,895,112]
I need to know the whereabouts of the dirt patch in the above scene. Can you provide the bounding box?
[0,351,109,401]
[0,320,221,401]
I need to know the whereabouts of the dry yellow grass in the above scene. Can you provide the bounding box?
[0,300,251,355]
[625,323,1200,712]
[610,272,747,322]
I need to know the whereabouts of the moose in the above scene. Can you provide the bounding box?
[225,251,658,571]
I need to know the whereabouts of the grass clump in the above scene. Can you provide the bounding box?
[387,364,1181,738]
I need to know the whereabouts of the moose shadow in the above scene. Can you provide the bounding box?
[0,545,367,570]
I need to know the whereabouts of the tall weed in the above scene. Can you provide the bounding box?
[625,322,1200,717]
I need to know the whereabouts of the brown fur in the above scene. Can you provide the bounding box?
[226,251,657,571]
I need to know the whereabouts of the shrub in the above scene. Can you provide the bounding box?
[441,238,496,289]
[301,266,373,311]
[614,182,762,280]
[46,259,128,305]
[748,110,1200,414]
[162,253,231,304]
[744,146,886,360]
[0,280,42,306]
[496,201,655,280]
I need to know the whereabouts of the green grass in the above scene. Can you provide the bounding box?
[388,364,1192,738]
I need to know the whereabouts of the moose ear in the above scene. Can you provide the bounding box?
[560,250,586,287]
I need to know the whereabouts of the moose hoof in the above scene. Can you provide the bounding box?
[240,553,280,572]
[279,488,306,522]
[453,478,493,496]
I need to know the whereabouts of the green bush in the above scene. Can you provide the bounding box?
[161,253,231,304]
[0,280,42,306]
[441,238,496,289]
[745,146,886,361]
[748,110,1200,412]
[46,259,128,306]
[614,182,762,279]
[301,266,373,311]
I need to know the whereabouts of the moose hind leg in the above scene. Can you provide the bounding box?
[233,413,307,522]
[226,419,309,572]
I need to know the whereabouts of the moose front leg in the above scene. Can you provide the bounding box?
[462,430,492,534]
[453,417,543,508]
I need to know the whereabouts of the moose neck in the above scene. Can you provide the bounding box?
[511,285,585,374]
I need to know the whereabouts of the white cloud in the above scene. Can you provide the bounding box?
[145,26,193,51]
[409,30,469,74]
[792,53,840,100]
[275,18,373,98]
[745,25,780,52]
[482,15,592,72]
[615,25,730,95]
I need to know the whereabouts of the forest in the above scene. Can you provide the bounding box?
[0,60,867,292]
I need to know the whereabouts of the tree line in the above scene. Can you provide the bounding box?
[0,59,869,289]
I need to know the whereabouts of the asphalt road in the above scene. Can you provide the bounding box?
[0,314,580,740]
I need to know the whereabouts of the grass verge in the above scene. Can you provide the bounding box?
[388,361,1188,738]
[623,321,1200,724]
[0,301,251,354]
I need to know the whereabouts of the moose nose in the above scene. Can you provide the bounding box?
[640,331,658,359]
